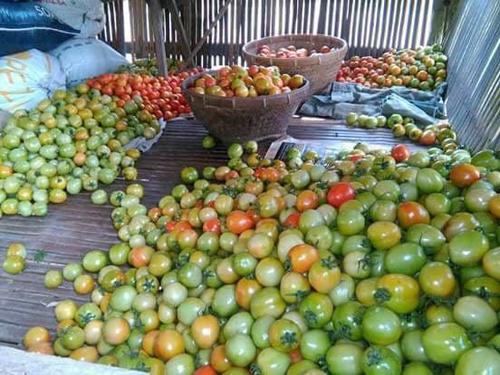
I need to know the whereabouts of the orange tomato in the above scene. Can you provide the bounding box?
[308,258,341,293]
[210,345,231,373]
[142,330,159,356]
[23,326,51,348]
[154,329,185,361]
[128,246,154,268]
[488,194,500,218]
[296,190,320,212]
[226,210,255,234]
[236,278,262,309]
[288,244,320,273]
[203,218,221,234]
[450,163,481,188]
[191,315,220,349]
[27,341,54,355]
[397,201,430,228]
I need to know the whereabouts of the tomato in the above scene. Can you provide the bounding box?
[280,272,311,304]
[210,345,231,373]
[401,330,429,362]
[450,163,481,187]
[225,334,256,367]
[384,243,427,275]
[325,343,363,375]
[299,292,333,328]
[391,144,410,162]
[374,273,420,313]
[250,287,286,319]
[268,319,302,352]
[362,345,402,375]
[422,322,473,365]
[452,295,497,332]
[449,230,489,266]
[194,366,217,375]
[455,347,500,375]
[288,244,320,273]
[256,347,291,375]
[296,190,319,212]
[154,329,185,361]
[369,200,397,222]
[367,221,401,250]
[23,326,51,348]
[336,208,365,235]
[416,168,444,193]
[226,210,255,234]
[327,182,356,208]
[331,301,365,341]
[483,247,500,280]
[405,223,446,254]
[397,201,430,228]
[362,306,402,345]
[308,257,341,293]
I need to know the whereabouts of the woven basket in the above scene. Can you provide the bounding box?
[182,70,311,144]
[243,34,348,94]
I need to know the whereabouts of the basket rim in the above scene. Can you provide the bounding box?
[181,69,312,108]
[242,33,348,62]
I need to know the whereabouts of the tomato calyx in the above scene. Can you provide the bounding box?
[365,347,384,366]
[373,287,391,304]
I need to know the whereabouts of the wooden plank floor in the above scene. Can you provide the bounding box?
[0,117,419,348]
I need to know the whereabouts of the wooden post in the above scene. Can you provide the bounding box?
[147,0,168,76]
[164,0,195,66]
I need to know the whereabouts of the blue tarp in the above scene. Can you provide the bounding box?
[300,82,447,126]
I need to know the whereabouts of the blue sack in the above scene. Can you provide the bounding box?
[0,0,78,56]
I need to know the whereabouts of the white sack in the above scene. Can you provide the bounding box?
[50,38,128,86]
[0,49,65,113]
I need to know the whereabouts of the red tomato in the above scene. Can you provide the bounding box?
[284,212,300,228]
[327,182,356,208]
[203,218,221,234]
[391,144,410,162]
[194,366,217,375]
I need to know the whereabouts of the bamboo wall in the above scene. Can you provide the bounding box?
[101,0,434,65]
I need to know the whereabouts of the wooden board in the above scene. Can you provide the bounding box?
[0,117,417,348]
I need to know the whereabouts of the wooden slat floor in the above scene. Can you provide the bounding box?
[0,117,419,348]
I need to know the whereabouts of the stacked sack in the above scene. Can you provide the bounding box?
[0,0,127,117]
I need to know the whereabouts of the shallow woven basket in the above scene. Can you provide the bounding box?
[182,70,311,143]
[243,34,348,94]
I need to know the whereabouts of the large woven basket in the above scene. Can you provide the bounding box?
[182,70,311,143]
[243,34,348,94]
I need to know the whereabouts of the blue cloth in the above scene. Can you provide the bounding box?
[300,82,447,125]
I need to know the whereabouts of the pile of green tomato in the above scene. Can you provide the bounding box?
[20,140,500,375]
[0,84,161,217]
[345,112,459,152]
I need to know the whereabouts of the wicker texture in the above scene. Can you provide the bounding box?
[182,71,311,143]
[242,34,348,94]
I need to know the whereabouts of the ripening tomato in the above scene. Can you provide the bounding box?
[391,144,410,162]
[327,182,356,208]
[288,244,320,273]
[191,315,220,349]
[194,366,217,375]
[296,190,319,212]
[450,163,481,188]
[283,212,300,228]
[226,210,255,234]
[397,201,430,228]
[203,218,221,234]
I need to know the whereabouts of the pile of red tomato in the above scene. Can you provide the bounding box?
[19,140,500,374]
[87,68,203,121]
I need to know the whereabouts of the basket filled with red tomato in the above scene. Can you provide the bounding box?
[182,65,310,143]
[242,34,347,94]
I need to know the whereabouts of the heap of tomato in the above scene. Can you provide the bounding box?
[87,68,203,121]
[337,44,447,91]
[20,140,500,374]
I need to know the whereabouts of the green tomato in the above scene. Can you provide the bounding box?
[91,189,108,205]
[416,168,444,193]
[250,287,286,319]
[227,143,244,159]
[452,295,498,332]
[180,167,199,184]
[455,347,500,375]
[164,354,194,375]
[362,345,402,375]
[449,230,489,266]
[362,306,402,345]
[202,135,216,149]
[212,284,238,318]
[62,263,83,281]
[61,325,85,350]
[421,322,473,365]
[336,209,365,236]
[405,224,446,255]
[299,292,333,328]
[401,330,429,362]
[44,269,63,289]
[251,315,275,349]
[110,285,137,312]
[326,342,363,375]
[331,301,366,341]
[2,255,25,274]
[256,347,290,375]
[300,329,331,361]
[225,334,256,367]
[384,242,427,275]
[82,250,109,273]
